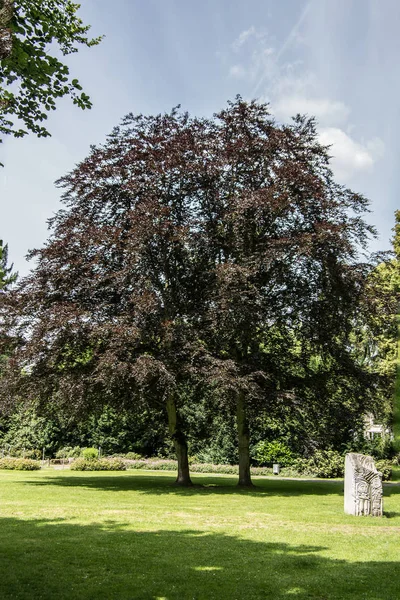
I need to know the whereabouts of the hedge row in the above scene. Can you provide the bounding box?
[124,457,393,480]
[0,454,392,480]
[124,458,314,477]
[70,458,126,471]
[0,458,41,470]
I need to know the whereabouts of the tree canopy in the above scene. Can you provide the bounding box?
[0,0,102,144]
[0,98,381,485]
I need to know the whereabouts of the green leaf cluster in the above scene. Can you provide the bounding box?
[0,0,102,142]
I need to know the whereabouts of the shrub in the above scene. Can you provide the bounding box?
[125,459,177,471]
[71,458,126,471]
[55,447,70,459]
[194,445,237,465]
[4,448,41,460]
[375,459,392,481]
[280,458,316,477]
[55,446,82,459]
[125,458,259,476]
[344,434,394,461]
[125,452,143,460]
[121,454,389,480]
[250,466,274,476]
[0,458,41,470]
[81,447,99,461]
[276,452,345,478]
[102,458,126,471]
[309,450,344,478]
[253,440,294,467]
[191,463,238,474]
[23,449,41,460]
[68,446,82,458]
[392,453,400,466]
[122,454,353,478]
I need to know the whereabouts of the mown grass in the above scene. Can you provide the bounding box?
[0,469,400,599]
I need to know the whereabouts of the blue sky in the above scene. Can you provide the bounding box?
[2,0,399,276]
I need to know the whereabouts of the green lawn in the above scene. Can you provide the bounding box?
[0,469,400,599]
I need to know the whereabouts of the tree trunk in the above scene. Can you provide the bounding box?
[237,391,253,486]
[166,393,192,486]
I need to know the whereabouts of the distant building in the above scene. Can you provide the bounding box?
[364,413,391,440]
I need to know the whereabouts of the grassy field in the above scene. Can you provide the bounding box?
[0,469,400,599]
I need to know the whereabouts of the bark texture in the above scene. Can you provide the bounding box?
[166,394,192,486]
[236,391,253,486]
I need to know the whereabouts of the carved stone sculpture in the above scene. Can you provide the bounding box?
[344,453,383,517]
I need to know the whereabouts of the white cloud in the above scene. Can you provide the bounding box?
[273,96,350,126]
[252,2,312,96]
[318,127,384,181]
[232,26,256,50]
[247,46,275,83]
[229,26,276,84]
[225,23,385,186]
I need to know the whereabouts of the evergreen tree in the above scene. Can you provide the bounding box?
[0,240,17,290]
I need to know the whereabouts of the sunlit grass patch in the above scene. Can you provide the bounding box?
[0,470,399,599]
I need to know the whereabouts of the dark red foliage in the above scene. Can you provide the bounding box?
[0,98,378,484]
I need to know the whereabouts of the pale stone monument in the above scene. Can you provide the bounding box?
[344,453,383,517]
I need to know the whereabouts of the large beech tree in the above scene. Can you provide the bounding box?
[199,100,376,485]
[1,108,217,485]
[0,98,376,486]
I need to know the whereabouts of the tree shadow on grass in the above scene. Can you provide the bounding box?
[382,482,400,496]
[24,472,400,499]
[24,472,349,497]
[0,516,399,600]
